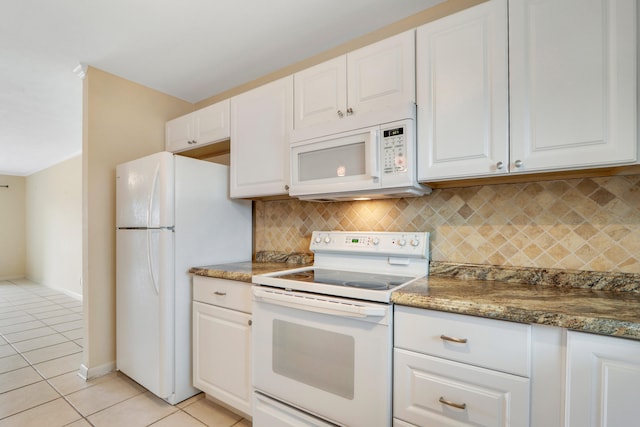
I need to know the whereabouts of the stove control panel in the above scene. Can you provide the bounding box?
[310,231,429,258]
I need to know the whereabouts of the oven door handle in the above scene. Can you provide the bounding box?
[253,288,386,318]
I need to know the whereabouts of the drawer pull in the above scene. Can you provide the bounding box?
[439,397,467,410]
[440,334,468,344]
[213,291,227,296]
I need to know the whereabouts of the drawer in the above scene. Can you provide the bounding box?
[193,276,252,313]
[394,306,531,376]
[394,348,530,427]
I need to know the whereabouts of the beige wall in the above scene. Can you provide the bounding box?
[82,67,192,375]
[25,155,82,297]
[0,175,26,279]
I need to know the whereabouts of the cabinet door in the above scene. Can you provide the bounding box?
[509,0,637,173]
[193,301,252,416]
[230,76,293,198]
[165,100,230,153]
[417,0,509,181]
[294,56,347,129]
[194,99,230,146]
[347,30,416,116]
[165,114,195,153]
[566,331,640,427]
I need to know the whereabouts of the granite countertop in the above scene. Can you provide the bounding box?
[190,253,640,341]
[189,251,313,283]
[394,262,640,341]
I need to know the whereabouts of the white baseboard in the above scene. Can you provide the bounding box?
[62,289,83,301]
[0,275,25,281]
[77,361,115,381]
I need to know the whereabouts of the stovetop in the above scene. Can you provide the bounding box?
[275,268,416,291]
[252,231,430,303]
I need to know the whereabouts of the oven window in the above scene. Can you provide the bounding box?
[298,142,366,181]
[272,319,355,399]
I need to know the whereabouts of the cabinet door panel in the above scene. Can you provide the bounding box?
[509,0,637,172]
[230,76,293,198]
[348,30,415,115]
[195,100,230,145]
[294,56,346,129]
[165,114,194,153]
[193,301,252,415]
[417,0,509,181]
[566,331,640,427]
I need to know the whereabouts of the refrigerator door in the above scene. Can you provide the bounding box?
[116,227,174,399]
[116,152,175,228]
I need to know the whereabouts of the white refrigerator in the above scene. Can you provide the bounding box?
[115,151,252,404]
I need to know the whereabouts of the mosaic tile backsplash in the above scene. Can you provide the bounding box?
[254,175,640,274]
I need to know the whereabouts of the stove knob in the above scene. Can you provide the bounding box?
[410,238,420,247]
[324,236,331,244]
[372,237,380,245]
[314,235,322,244]
[398,238,406,247]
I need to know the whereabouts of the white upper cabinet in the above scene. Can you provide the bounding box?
[230,76,293,198]
[165,99,230,153]
[417,0,637,181]
[417,0,509,181]
[509,0,637,173]
[294,56,346,129]
[294,31,415,130]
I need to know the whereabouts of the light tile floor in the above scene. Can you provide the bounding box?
[0,279,251,427]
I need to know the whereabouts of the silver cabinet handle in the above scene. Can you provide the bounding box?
[514,159,523,168]
[337,110,344,118]
[284,184,290,191]
[439,397,466,410]
[440,334,467,344]
[248,319,252,326]
[496,161,504,170]
[213,291,226,296]
[346,107,354,116]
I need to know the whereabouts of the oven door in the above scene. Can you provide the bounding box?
[252,286,392,427]
[289,126,381,198]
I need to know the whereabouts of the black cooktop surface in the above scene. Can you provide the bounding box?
[274,268,415,291]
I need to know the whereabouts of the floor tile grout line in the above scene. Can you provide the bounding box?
[2,281,249,427]
[3,337,81,358]
[0,281,93,425]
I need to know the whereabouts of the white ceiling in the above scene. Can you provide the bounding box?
[0,0,443,176]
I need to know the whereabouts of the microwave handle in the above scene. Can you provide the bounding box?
[370,129,380,179]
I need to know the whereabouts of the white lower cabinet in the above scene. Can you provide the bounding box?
[394,306,640,426]
[565,331,640,427]
[394,306,531,426]
[192,277,252,417]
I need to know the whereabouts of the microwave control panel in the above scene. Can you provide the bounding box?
[382,126,407,174]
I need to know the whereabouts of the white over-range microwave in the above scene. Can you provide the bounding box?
[289,103,431,201]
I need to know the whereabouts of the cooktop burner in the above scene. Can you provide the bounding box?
[275,268,415,291]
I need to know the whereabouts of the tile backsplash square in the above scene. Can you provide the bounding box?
[255,175,640,274]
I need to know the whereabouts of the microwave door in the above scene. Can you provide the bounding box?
[290,128,381,197]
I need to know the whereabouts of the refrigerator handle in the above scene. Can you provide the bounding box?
[148,163,161,227]
[147,230,159,296]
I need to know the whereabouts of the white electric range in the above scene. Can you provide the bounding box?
[252,230,429,427]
